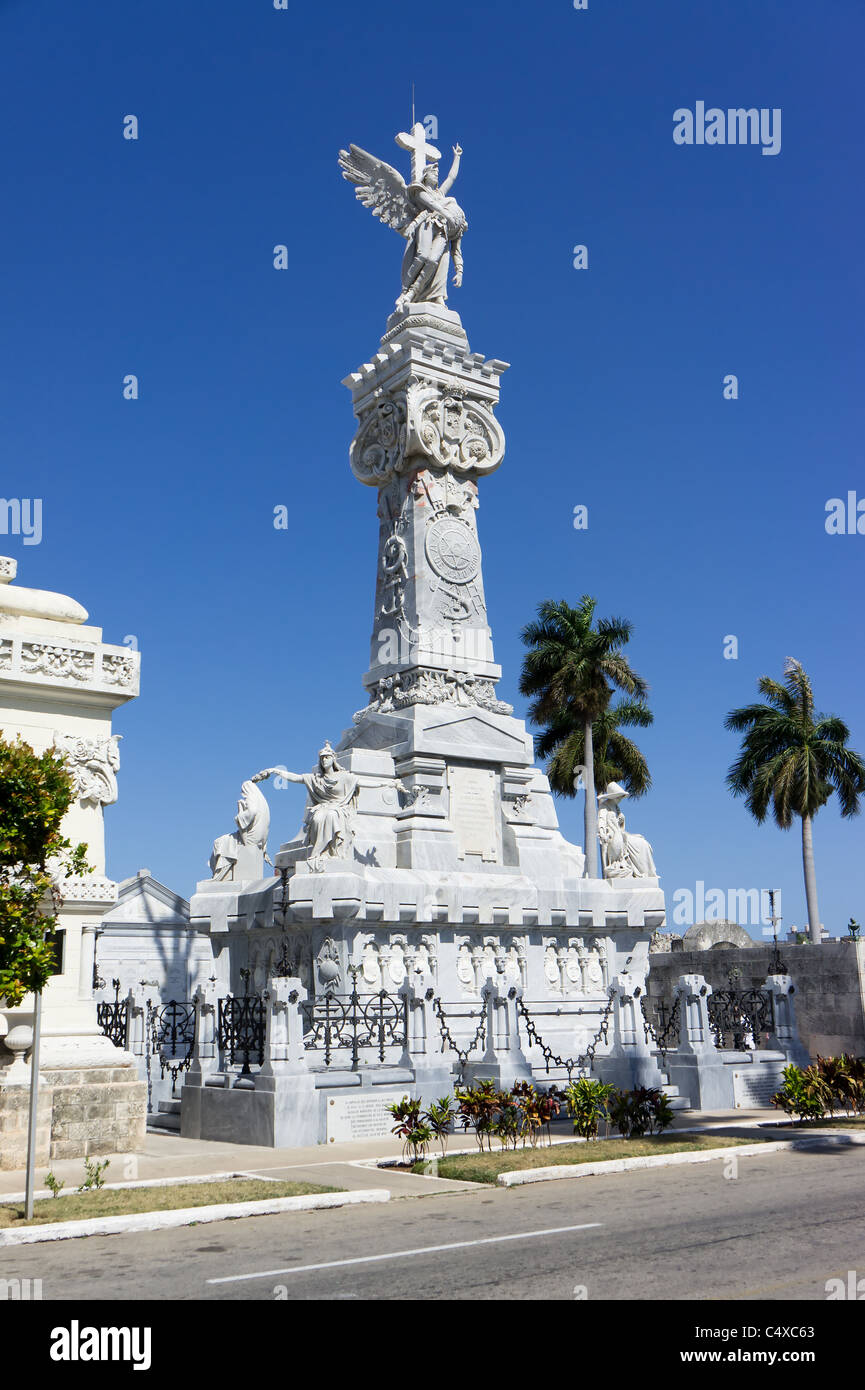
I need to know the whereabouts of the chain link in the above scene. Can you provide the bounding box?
[431,996,486,1075]
[516,992,615,1081]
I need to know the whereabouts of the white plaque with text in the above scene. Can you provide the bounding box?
[732,1065,784,1109]
[447,765,499,861]
[326,1090,405,1144]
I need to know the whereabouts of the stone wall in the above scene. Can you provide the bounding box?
[0,1086,53,1170]
[0,1061,146,1169]
[647,941,865,1060]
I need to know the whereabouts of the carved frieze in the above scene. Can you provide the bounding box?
[0,636,138,694]
[542,937,609,995]
[23,643,94,681]
[356,666,512,721]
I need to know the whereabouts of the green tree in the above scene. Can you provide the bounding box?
[536,697,653,801]
[519,597,649,876]
[0,736,89,1005]
[725,659,865,945]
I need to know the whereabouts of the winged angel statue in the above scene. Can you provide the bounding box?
[338,123,467,311]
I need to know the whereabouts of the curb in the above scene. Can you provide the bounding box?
[0,1188,390,1247]
[496,1140,791,1186]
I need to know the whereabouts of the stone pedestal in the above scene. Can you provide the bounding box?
[0,556,147,1163]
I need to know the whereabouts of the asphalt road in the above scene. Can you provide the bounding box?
[3,1143,863,1302]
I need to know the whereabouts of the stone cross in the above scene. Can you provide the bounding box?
[395,121,441,184]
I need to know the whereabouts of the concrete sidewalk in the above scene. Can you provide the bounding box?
[0,1107,782,1204]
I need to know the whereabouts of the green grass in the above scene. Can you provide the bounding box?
[784,1116,865,1130]
[0,1178,340,1228]
[412,1134,751,1184]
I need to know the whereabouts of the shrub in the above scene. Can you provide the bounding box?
[78,1158,110,1192]
[455,1080,501,1151]
[564,1078,615,1140]
[511,1081,561,1147]
[388,1096,433,1163]
[771,1064,826,1122]
[816,1055,865,1116]
[423,1096,457,1157]
[609,1086,675,1138]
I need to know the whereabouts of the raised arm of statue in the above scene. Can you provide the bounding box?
[439,144,462,195]
[253,767,303,784]
[451,237,464,287]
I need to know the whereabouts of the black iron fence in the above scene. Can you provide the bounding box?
[149,999,196,1098]
[96,979,128,1049]
[301,971,406,1068]
[217,992,266,1076]
[707,988,774,1051]
[641,994,681,1061]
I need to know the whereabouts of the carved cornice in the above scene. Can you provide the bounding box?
[59,875,118,904]
[0,633,139,699]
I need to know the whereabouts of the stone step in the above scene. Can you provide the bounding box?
[666,1094,692,1111]
[146,1099,181,1133]
[659,1082,692,1111]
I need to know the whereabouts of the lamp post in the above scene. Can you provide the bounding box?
[24,990,43,1221]
[768,889,787,975]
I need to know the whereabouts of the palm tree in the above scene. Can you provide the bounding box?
[537,698,654,800]
[725,659,865,944]
[519,597,649,877]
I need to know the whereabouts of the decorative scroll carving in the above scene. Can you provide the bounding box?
[101,653,136,687]
[407,383,504,477]
[350,382,503,489]
[350,395,407,486]
[53,732,121,807]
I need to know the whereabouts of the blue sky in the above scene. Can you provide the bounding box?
[1,0,862,937]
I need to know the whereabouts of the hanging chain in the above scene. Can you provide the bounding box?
[431,996,486,1074]
[516,991,615,1081]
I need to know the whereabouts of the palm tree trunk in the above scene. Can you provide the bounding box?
[801,813,822,945]
[583,718,599,878]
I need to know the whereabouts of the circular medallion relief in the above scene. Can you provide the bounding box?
[425,518,481,585]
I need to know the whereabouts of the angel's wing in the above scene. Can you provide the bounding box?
[338,145,412,235]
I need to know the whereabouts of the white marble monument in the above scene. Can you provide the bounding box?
[186,125,667,1099]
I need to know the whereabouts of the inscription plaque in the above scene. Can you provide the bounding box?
[732,1065,784,1109]
[326,1089,406,1144]
[447,765,498,861]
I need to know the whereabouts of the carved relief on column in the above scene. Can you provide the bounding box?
[349,379,504,489]
[53,732,122,807]
[350,393,407,486]
[405,381,504,477]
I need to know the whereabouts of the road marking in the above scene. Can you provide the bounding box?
[206,1222,603,1285]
